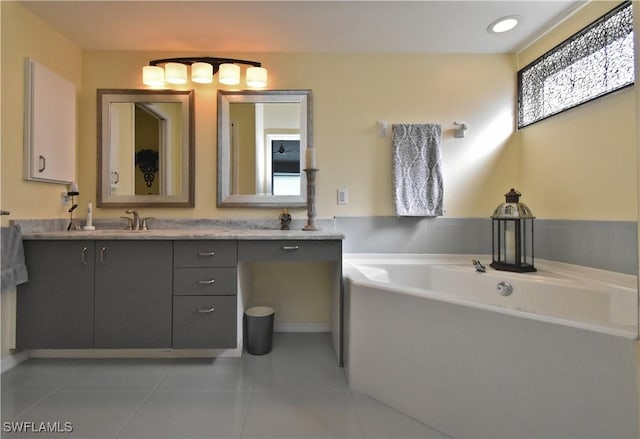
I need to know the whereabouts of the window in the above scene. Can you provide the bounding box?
[518,1,634,128]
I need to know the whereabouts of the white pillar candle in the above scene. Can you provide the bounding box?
[504,227,515,263]
[305,148,316,169]
[84,202,95,230]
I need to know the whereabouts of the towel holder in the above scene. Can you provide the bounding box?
[454,121,468,138]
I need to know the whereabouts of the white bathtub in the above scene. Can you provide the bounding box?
[344,254,639,439]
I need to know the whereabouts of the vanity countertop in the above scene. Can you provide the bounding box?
[22,228,344,241]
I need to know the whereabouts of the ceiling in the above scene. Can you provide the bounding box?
[21,0,587,54]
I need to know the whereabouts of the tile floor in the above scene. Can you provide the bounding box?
[1,333,450,439]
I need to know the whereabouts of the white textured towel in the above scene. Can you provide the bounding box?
[392,124,443,217]
[1,225,28,293]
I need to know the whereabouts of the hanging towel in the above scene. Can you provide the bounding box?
[392,123,444,217]
[1,225,28,293]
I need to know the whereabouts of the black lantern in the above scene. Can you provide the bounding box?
[490,188,536,273]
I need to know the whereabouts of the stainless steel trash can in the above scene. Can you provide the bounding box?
[244,306,274,355]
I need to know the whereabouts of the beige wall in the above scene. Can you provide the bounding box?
[77,51,519,220]
[1,1,83,222]
[1,1,635,222]
[517,1,637,220]
[0,1,82,360]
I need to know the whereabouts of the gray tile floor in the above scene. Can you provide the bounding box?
[1,333,450,439]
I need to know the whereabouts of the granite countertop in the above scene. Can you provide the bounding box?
[15,218,344,241]
[21,228,343,241]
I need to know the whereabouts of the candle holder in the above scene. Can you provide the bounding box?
[490,188,536,273]
[302,168,320,231]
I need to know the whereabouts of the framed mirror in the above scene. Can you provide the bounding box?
[97,89,194,207]
[217,89,312,207]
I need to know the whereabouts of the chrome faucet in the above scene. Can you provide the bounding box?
[472,258,486,273]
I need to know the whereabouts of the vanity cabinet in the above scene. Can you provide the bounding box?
[94,241,172,348]
[172,241,237,348]
[17,240,95,348]
[17,240,172,349]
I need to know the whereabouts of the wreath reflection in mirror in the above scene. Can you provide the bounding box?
[135,149,159,187]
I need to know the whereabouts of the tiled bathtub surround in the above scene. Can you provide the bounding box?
[335,217,638,275]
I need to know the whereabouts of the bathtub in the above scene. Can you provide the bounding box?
[344,254,639,439]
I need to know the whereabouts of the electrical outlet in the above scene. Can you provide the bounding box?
[337,188,348,205]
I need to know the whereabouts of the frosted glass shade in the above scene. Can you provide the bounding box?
[191,62,213,84]
[142,66,165,87]
[165,62,188,84]
[218,63,240,85]
[246,67,268,87]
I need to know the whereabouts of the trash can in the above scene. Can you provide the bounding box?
[244,306,275,355]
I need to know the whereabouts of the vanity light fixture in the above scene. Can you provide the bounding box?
[488,15,519,34]
[142,57,267,88]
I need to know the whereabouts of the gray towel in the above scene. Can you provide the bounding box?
[1,225,28,293]
[392,123,444,216]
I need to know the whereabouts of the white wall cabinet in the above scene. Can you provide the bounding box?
[24,58,76,184]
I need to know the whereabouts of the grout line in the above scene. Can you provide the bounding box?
[110,361,177,439]
[238,385,255,439]
[347,389,367,439]
[7,359,92,420]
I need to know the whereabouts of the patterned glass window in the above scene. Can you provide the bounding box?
[518,1,634,128]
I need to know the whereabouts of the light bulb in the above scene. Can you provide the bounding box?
[191,62,213,84]
[142,66,165,87]
[246,67,267,87]
[218,63,240,85]
[165,62,188,84]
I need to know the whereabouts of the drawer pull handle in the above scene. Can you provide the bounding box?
[198,279,215,285]
[282,245,300,251]
[81,246,88,265]
[197,251,216,257]
[197,307,215,313]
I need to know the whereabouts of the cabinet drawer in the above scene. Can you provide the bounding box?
[174,268,237,295]
[172,296,237,348]
[174,241,237,267]
[238,240,341,262]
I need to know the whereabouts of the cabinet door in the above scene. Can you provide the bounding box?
[94,240,172,348]
[17,240,94,348]
[172,296,237,348]
[24,59,76,183]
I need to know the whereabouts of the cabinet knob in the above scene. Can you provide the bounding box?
[197,279,215,285]
[197,307,215,313]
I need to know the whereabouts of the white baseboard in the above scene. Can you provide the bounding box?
[275,322,330,333]
[1,350,29,373]
[27,348,242,359]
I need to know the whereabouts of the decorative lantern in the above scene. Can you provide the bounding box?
[490,188,536,273]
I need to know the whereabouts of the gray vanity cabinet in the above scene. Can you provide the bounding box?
[172,241,237,348]
[94,240,172,348]
[17,240,95,348]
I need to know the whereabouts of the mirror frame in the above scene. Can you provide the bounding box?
[97,89,195,207]
[217,89,312,207]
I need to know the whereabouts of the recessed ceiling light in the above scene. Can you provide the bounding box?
[488,15,520,34]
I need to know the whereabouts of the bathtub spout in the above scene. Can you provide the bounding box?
[472,259,486,273]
